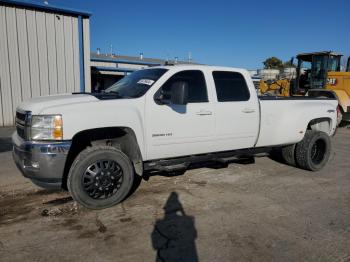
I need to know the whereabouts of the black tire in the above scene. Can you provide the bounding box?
[67,146,134,209]
[281,144,296,166]
[295,130,331,171]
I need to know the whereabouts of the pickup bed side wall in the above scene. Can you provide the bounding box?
[41,99,147,158]
[256,100,337,147]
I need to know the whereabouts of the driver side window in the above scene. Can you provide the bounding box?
[159,70,208,103]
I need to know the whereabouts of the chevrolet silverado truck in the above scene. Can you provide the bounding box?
[12,65,338,209]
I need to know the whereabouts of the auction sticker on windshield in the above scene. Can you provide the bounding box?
[137,79,155,85]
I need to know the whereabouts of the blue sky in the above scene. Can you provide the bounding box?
[28,0,350,68]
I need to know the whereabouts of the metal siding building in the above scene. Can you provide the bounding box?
[90,52,193,92]
[0,0,91,126]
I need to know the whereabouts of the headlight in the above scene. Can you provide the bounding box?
[31,115,63,140]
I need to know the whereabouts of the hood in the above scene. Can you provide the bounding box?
[17,94,99,114]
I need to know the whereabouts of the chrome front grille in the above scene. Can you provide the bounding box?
[15,110,31,140]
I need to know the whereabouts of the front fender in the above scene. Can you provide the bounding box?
[41,98,146,158]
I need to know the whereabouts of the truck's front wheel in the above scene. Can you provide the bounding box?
[295,130,331,171]
[67,146,134,209]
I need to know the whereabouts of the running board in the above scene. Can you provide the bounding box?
[144,147,272,171]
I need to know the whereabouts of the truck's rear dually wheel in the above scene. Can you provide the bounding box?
[67,146,134,209]
[295,130,331,171]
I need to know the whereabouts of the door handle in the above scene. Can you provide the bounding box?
[242,108,255,113]
[196,110,212,116]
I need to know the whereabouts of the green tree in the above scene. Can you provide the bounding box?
[263,57,283,69]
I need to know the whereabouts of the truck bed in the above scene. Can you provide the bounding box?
[256,97,338,147]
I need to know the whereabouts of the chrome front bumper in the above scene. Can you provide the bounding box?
[12,132,71,189]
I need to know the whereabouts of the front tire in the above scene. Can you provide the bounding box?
[67,146,134,209]
[295,130,331,171]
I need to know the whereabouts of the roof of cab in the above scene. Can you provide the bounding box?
[151,64,248,73]
[297,51,342,58]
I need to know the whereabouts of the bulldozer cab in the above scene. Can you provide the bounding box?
[293,51,342,95]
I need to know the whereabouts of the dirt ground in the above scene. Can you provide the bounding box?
[0,127,350,262]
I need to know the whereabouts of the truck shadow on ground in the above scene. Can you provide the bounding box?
[0,137,12,153]
[151,191,198,262]
[268,149,286,165]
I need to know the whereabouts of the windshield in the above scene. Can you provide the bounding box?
[328,56,340,71]
[105,68,168,98]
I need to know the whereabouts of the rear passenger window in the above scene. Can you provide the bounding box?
[160,70,208,103]
[212,71,250,102]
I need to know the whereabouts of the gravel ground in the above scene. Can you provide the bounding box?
[0,127,349,262]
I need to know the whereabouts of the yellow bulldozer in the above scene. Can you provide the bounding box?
[259,51,350,123]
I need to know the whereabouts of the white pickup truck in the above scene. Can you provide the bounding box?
[13,65,338,209]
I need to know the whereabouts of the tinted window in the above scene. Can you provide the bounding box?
[160,70,208,103]
[213,71,250,102]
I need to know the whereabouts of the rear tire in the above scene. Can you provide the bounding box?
[295,130,331,171]
[67,146,134,209]
[281,144,296,166]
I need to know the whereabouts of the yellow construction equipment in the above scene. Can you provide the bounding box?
[259,51,350,123]
[258,79,290,96]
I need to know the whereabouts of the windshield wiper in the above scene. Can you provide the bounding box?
[103,90,132,98]
[102,90,123,97]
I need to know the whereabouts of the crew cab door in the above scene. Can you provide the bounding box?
[145,70,215,160]
[210,70,259,150]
